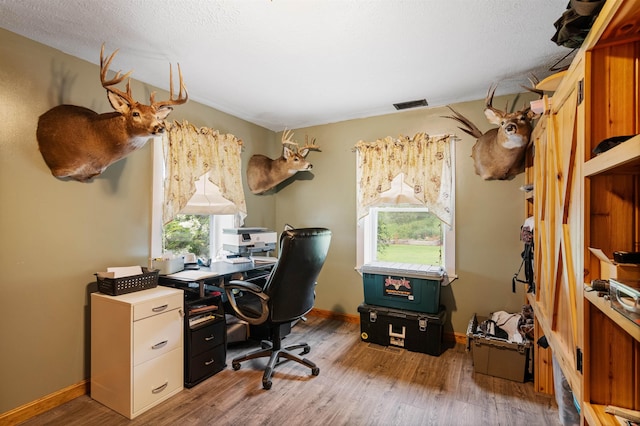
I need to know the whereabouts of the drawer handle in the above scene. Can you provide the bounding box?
[152,381,168,394]
[204,335,215,342]
[204,358,215,366]
[152,304,169,312]
[152,340,168,350]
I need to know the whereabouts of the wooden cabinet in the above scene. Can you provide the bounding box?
[91,287,184,419]
[529,0,640,424]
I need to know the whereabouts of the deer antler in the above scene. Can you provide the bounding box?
[484,83,501,117]
[280,128,301,151]
[442,106,483,139]
[151,62,188,108]
[281,128,296,144]
[99,43,188,108]
[301,134,321,152]
[521,74,544,99]
[280,130,320,153]
[100,44,135,104]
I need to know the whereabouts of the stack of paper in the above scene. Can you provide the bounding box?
[223,257,252,264]
[252,256,278,264]
[167,270,220,280]
[98,266,143,279]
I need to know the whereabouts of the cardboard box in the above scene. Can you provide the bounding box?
[589,248,640,281]
[362,262,444,314]
[358,303,446,356]
[466,314,531,382]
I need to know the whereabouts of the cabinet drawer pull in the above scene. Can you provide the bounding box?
[152,304,169,312]
[204,335,215,341]
[152,340,168,350]
[204,358,215,366]
[152,381,169,394]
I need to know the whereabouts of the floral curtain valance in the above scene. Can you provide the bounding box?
[162,120,247,225]
[354,133,453,226]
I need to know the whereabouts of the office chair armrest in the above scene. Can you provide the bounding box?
[225,280,270,325]
[226,279,266,297]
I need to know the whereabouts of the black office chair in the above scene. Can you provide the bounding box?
[224,227,331,389]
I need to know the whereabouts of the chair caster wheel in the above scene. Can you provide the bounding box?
[311,367,320,376]
[232,362,241,370]
[262,380,272,390]
[302,346,310,355]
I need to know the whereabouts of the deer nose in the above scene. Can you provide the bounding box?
[505,123,517,133]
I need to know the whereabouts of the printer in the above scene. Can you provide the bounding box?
[222,228,277,256]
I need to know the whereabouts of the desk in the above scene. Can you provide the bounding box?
[158,260,276,387]
[159,259,275,298]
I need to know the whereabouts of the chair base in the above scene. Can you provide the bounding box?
[231,340,319,390]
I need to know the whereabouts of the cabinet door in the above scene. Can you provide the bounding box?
[533,65,584,401]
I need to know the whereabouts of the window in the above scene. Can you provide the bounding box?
[150,131,244,260]
[369,207,442,265]
[360,205,455,276]
[355,134,456,276]
[162,213,235,260]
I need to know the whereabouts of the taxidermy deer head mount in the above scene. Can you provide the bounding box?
[443,82,542,181]
[36,44,188,182]
[246,129,321,194]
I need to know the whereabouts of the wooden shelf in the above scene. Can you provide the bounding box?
[584,288,640,342]
[583,135,640,177]
[583,402,620,426]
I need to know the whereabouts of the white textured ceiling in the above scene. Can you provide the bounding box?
[0,0,571,131]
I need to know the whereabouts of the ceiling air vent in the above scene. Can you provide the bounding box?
[393,99,428,110]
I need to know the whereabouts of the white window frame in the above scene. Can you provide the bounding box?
[150,138,166,258]
[358,206,455,277]
[356,145,456,278]
[150,139,238,260]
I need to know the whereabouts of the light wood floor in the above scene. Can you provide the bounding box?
[21,316,560,426]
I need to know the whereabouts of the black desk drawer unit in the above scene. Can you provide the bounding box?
[185,314,226,387]
[184,293,227,388]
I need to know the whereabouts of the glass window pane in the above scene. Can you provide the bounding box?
[163,214,211,258]
[375,210,442,266]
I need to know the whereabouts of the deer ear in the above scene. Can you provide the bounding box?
[526,109,538,120]
[156,106,174,120]
[484,108,502,125]
[283,146,294,158]
[107,91,131,113]
[299,148,309,157]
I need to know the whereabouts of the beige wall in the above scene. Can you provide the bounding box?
[0,28,534,413]
[274,101,535,325]
[0,29,274,413]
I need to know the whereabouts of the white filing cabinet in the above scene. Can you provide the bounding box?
[91,286,184,419]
